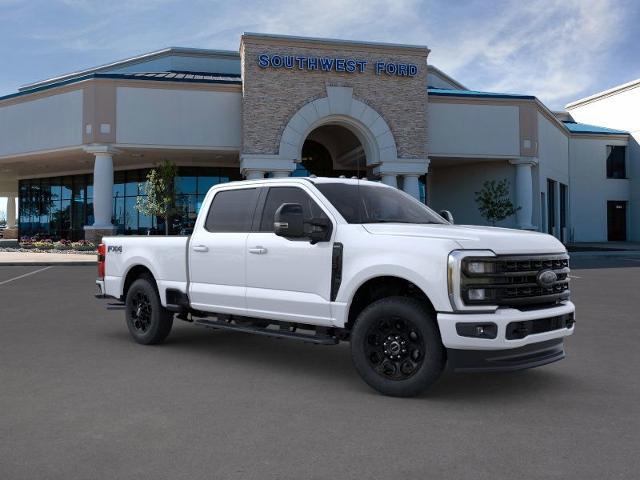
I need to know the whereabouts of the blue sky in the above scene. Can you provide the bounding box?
[1,0,640,215]
[1,0,639,108]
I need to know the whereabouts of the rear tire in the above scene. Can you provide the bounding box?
[350,296,446,397]
[125,277,173,345]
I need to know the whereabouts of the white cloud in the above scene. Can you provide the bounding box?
[4,0,633,109]
[426,0,630,108]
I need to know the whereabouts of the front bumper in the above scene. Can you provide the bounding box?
[437,301,575,350]
[447,338,565,373]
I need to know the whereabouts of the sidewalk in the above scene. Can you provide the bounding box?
[0,251,96,266]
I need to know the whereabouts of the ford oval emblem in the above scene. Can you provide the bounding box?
[537,269,557,288]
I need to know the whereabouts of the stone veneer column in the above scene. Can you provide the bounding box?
[509,157,538,230]
[84,145,118,243]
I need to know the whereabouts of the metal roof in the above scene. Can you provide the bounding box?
[562,121,628,135]
[19,47,240,92]
[428,87,535,100]
[0,71,242,103]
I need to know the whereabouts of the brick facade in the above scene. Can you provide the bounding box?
[240,35,429,161]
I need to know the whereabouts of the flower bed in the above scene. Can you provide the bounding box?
[0,237,98,255]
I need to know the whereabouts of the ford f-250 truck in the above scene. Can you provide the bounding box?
[96,177,575,397]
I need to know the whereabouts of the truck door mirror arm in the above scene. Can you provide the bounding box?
[306,217,332,244]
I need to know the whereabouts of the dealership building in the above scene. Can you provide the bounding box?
[0,33,636,243]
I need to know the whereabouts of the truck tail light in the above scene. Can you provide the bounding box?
[97,243,106,279]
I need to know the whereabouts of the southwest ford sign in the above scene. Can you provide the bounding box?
[257,54,418,77]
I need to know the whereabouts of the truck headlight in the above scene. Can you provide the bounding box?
[447,250,498,312]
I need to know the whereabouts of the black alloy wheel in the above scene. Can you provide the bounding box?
[351,296,446,397]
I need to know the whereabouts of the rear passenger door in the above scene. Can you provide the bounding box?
[245,186,335,326]
[188,187,259,315]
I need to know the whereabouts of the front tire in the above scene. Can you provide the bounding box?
[125,277,173,345]
[350,296,446,397]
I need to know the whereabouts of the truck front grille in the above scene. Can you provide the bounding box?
[461,254,570,308]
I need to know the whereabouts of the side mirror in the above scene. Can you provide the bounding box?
[274,203,305,238]
[440,210,454,224]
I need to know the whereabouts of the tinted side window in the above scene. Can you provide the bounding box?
[260,187,327,232]
[205,188,259,232]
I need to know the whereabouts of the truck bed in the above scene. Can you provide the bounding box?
[102,235,190,304]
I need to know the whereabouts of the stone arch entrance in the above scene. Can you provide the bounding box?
[299,123,367,178]
[240,86,429,199]
[278,86,398,169]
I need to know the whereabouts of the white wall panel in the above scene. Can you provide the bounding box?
[116,87,242,148]
[428,103,519,156]
[0,90,83,156]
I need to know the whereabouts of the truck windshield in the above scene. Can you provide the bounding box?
[315,183,447,225]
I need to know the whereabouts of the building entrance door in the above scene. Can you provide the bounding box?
[607,201,627,241]
[297,124,368,178]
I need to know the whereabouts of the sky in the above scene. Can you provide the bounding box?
[1,0,640,214]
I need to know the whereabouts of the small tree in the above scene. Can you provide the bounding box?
[136,160,178,235]
[474,179,520,226]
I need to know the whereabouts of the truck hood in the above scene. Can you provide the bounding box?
[362,224,566,255]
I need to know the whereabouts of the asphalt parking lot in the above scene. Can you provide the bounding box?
[1,257,639,479]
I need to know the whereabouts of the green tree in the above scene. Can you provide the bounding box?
[474,179,520,226]
[136,161,179,235]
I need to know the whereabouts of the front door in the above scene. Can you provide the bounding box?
[245,185,335,326]
[607,201,627,241]
[189,187,260,314]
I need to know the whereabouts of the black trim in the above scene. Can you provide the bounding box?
[331,242,343,301]
[194,318,338,345]
[447,339,565,373]
[506,313,574,340]
[165,289,190,313]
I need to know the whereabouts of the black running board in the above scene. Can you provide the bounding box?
[193,318,338,345]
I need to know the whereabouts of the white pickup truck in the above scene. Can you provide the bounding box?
[96,177,575,397]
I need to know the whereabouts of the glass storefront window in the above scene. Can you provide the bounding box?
[18,166,241,240]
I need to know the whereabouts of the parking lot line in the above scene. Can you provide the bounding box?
[0,266,52,287]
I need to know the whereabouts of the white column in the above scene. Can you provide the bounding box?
[84,146,118,233]
[380,174,397,188]
[6,195,16,229]
[245,170,265,180]
[510,158,538,230]
[93,153,114,227]
[270,171,290,178]
[401,174,421,200]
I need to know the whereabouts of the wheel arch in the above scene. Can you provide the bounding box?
[345,274,437,331]
[122,264,157,301]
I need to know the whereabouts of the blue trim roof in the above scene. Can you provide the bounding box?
[0,71,242,103]
[562,121,628,135]
[427,87,535,100]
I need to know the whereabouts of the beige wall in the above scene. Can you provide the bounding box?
[240,35,429,160]
[429,161,518,228]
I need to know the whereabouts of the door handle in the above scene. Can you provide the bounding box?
[249,246,267,255]
[192,245,209,253]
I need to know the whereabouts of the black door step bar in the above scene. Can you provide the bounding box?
[193,318,338,345]
[106,302,126,310]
